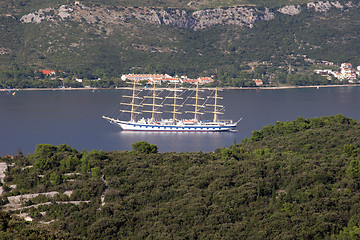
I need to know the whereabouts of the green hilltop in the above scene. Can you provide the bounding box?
[0,0,360,85]
[1,115,360,239]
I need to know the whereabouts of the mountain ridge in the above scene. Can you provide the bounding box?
[1,0,360,82]
[17,1,356,31]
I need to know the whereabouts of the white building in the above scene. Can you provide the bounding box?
[316,62,358,82]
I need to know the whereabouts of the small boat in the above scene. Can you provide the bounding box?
[103,80,241,132]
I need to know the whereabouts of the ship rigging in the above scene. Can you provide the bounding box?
[102,80,241,132]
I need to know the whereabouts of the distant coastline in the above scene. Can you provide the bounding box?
[0,87,101,92]
[222,84,360,90]
[0,84,359,92]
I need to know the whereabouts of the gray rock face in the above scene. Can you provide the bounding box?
[278,5,301,15]
[20,8,55,23]
[19,4,274,30]
[306,1,346,12]
[58,5,73,20]
[0,47,10,55]
[191,7,274,30]
[307,1,332,12]
[331,1,344,9]
[159,9,194,29]
[19,1,356,31]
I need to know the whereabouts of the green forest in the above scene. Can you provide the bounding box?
[1,115,360,239]
[1,0,360,88]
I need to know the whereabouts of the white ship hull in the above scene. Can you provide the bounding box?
[103,117,238,132]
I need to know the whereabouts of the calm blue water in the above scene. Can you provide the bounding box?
[1,86,360,156]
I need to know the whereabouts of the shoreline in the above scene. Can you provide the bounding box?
[0,87,102,92]
[221,84,360,90]
[0,84,359,92]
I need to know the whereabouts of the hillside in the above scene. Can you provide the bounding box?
[1,115,360,239]
[1,0,360,81]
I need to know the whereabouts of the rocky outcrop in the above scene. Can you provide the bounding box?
[158,9,194,29]
[19,3,274,30]
[307,1,344,12]
[278,5,301,15]
[192,7,274,30]
[0,162,7,184]
[0,48,9,56]
[277,1,354,15]
[7,191,60,205]
[58,5,73,20]
[0,162,7,196]
[19,1,357,31]
[20,7,55,23]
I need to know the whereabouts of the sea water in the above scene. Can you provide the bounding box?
[1,86,360,155]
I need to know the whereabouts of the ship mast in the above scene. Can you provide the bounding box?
[142,80,163,121]
[186,81,204,121]
[206,88,224,122]
[121,80,142,122]
[165,82,183,121]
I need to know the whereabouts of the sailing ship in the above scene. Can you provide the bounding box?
[102,80,241,132]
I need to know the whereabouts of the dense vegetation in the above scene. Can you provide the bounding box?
[0,67,129,89]
[0,0,359,88]
[1,114,360,239]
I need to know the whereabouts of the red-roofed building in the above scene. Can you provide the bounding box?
[161,77,182,83]
[39,69,56,75]
[182,78,198,84]
[197,77,214,84]
[341,63,352,69]
[253,79,263,86]
[121,74,170,82]
[146,78,162,84]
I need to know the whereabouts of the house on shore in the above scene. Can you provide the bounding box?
[39,69,56,75]
[253,79,263,86]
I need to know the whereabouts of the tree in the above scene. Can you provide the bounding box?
[347,159,360,182]
[32,144,57,160]
[50,172,62,186]
[132,141,158,154]
[61,156,81,171]
[91,167,102,179]
[32,144,57,171]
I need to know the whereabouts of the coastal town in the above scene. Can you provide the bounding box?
[4,58,360,90]
[36,58,360,87]
[314,62,360,83]
[120,74,215,84]
[35,71,265,87]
